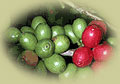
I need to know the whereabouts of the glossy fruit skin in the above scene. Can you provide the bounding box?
[51,26,65,37]
[59,63,77,80]
[19,33,37,50]
[31,16,46,30]
[107,37,115,46]
[52,35,70,53]
[35,24,51,41]
[72,47,93,67]
[72,18,87,39]
[22,50,38,66]
[35,61,47,76]
[6,27,21,43]
[82,25,103,48]
[93,44,113,62]
[35,39,54,58]
[75,66,93,80]
[64,24,79,44]
[21,26,35,34]
[89,20,107,34]
[44,54,66,74]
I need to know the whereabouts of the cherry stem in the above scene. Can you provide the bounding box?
[76,41,81,46]
[60,49,76,57]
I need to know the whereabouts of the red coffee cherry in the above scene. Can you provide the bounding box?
[93,44,113,62]
[82,25,103,48]
[72,47,93,67]
[89,20,107,34]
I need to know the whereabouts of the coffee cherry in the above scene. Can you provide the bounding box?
[35,60,47,76]
[107,37,115,46]
[82,25,103,48]
[44,54,66,74]
[31,16,46,30]
[6,27,21,43]
[89,20,107,34]
[17,54,35,70]
[93,44,113,62]
[35,39,54,58]
[64,24,80,45]
[17,54,26,65]
[19,33,37,50]
[8,45,20,58]
[52,35,70,53]
[72,47,93,67]
[22,50,38,66]
[59,63,77,80]
[35,24,51,41]
[21,26,35,34]
[73,18,87,39]
[51,26,65,37]
[75,66,93,80]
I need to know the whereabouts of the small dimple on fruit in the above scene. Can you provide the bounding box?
[35,39,54,58]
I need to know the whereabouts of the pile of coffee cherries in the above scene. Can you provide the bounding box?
[6,10,115,80]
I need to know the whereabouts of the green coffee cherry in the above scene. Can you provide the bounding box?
[17,54,26,65]
[31,16,46,30]
[21,26,35,34]
[19,33,37,50]
[52,26,65,37]
[72,18,87,39]
[59,63,77,80]
[35,24,51,41]
[64,24,80,45]
[56,17,63,25]
[35,39,54,58]
[75,66,93,80]
[107,37,115,46]
[6,27,21,43]
[44,54,66,74]
[52,35,70,53]
[8,45,20,58]
[35,61,47,76]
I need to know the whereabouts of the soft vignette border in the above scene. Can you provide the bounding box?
[0,0,120,84]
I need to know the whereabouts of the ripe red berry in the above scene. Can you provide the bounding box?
[89,20,107,34]
[72,47,93,67]
[93,44,113,62]
[82,25,103,48]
